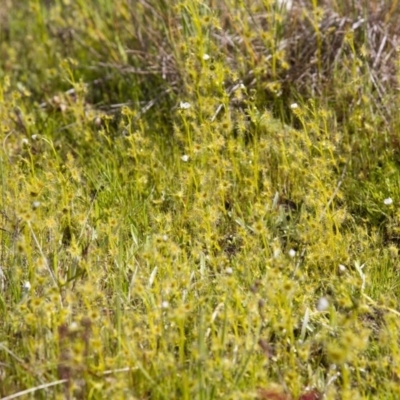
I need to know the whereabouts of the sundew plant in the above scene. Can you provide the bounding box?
[1,0,400,399]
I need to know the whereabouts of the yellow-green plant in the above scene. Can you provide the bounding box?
[1,1,400,399]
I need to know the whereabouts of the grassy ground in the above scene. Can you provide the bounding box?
[1,0,400,399]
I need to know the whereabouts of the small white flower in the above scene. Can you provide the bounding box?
[0,266,6,292]
[203,54,210,61]
[69,322,79,331]
[288,249,296,258]
[94,117,102,127]
[316,296,329,312]
[273,248,281,258]
[181,155,189,162]
[225,267,233,275]
[59,103,67,113]
[276,0,293,10]
[179,101,191,110]
[32,201,41,209]
[162,234,168,242]
[338,264,347,273]
[22,281,31,292]
[290,103,299,110]
[384,197,393,206]
[239,83,246,90]
[31,134,38,140]
[161,301,169,309]
[21,138,29,146]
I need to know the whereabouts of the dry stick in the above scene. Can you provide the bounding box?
[134,88,171,122]
[365,63,391,130]
[210,82,247,122]
[28,222,58,288]
[362,293,400,317]
[210,103,225,122]
[0,368,137,400]
[95,62,164,75]
[2,130,15,164]
[57,86,171,132]
[0,344,48,391]
[0,380,68,400]
[372,33,387,69]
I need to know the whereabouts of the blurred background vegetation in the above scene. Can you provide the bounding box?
[1,1,400,399]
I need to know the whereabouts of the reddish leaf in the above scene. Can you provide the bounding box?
[257,388,291,400]
[298,389,322,400]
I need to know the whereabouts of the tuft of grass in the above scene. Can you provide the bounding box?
[1,0,400,398]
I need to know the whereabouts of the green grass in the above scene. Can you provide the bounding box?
[1,0,400,399]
